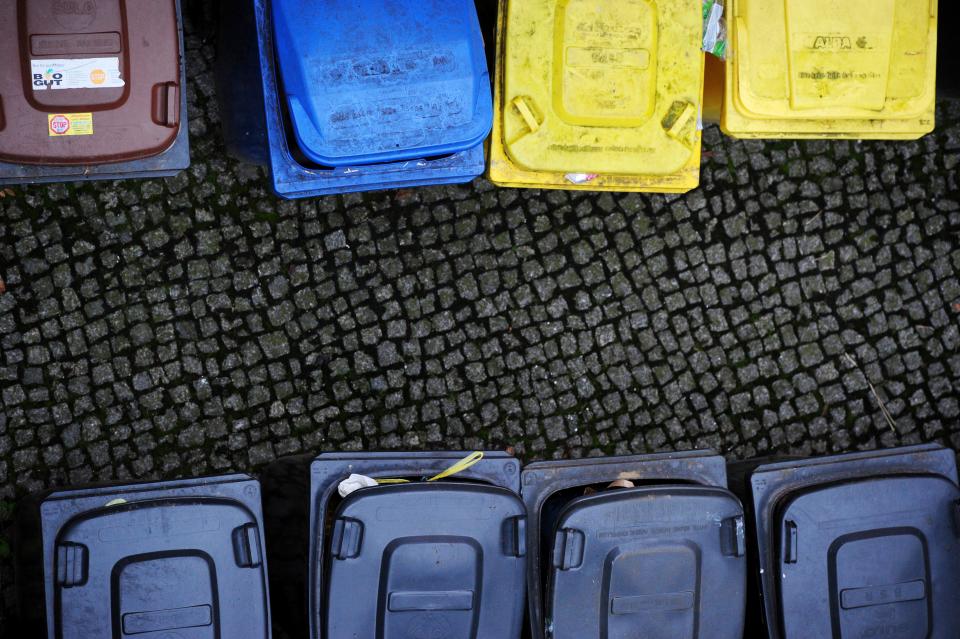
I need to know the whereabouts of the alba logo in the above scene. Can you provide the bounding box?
[53,0,97,29]
[90,69,106,85]
[33,68,64,89]
[812,35,852,50]
[52,0,96,15]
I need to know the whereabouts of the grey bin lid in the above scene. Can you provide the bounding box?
[776,475,960,639]
[55,498,267,639]
[31,475,271,639]
[547,485,746,639]
[325,481,527,639]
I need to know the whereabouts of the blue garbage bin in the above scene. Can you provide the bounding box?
[15,474,272,639]
[218,0,492,199]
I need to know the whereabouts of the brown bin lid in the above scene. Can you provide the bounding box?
[0,0,182,166]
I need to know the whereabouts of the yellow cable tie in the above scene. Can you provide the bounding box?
[374,451,484,485]
[428,451,484,481]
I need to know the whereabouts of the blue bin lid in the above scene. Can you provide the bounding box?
[547,486,746,639]
[271,0,492,167]
[38,477,270,639]
[775,476,960,639]
[325,482,526,639]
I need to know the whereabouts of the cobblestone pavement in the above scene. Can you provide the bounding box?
[2,15,960,629]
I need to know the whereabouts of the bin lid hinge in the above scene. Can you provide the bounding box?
[503,515,527,558]
[331,518,364,560]
[720,515,746,557]
[552,528,585,571]
[232,523,263,568]
[783,520,799,564]
[56,542,88,588]
[511,96,542,137]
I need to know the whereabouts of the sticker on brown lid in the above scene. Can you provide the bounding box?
[48,112,93,136]
[31,58,124,90]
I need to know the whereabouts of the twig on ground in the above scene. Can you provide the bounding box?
[845,353,897,434]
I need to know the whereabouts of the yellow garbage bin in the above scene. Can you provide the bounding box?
[721,0,938,139]
[488,0,706,193]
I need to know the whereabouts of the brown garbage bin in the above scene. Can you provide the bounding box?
[0,0,190,185]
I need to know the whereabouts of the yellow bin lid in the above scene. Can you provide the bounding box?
[489,0,704,192]
[722,0,938,138]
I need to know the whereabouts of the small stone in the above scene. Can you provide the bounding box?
[325,230,348,251]
[378,342,401,367]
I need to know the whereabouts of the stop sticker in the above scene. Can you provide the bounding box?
[49,115,71,135]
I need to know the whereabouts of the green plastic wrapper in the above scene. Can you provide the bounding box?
[703,0,728,58]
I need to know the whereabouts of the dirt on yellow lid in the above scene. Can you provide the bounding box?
[489,0,705,192]
[722,0,937,139]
